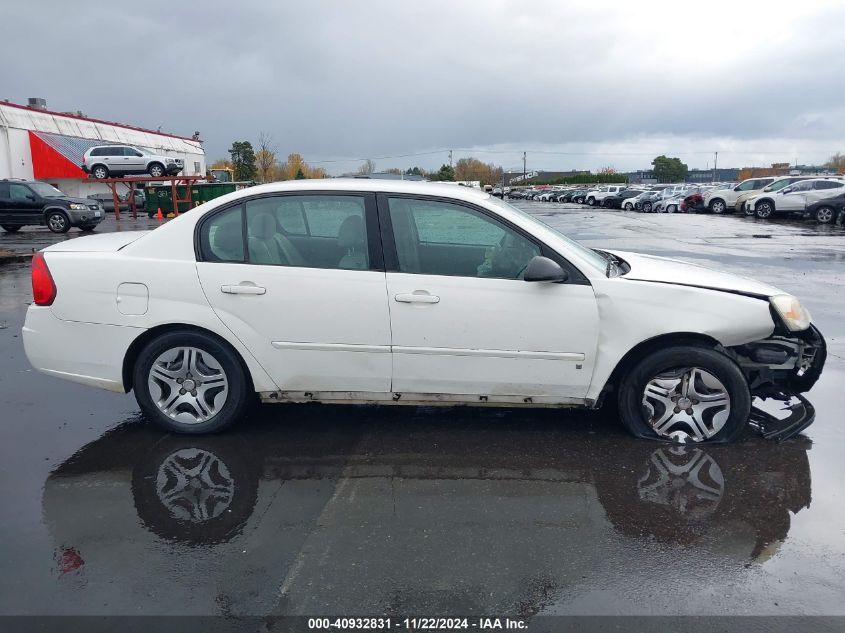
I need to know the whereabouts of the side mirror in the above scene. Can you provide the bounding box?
[781,187,793,194]
[523,256,569,283]
[26,194,36,201]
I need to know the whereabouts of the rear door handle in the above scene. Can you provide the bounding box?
[395,292,439,304]
[221,284,266,295]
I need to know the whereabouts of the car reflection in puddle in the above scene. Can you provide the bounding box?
[42,407,811,615]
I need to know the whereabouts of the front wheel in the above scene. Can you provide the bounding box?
[148,163,165,177]
[133,331,251,434]
[755,202,774,219]
[642,202,652,212]
[709,199,726,214]
[46,211,70,233]
[814,206,835,224]
[617,346,750,444]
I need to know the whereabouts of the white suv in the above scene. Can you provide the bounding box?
[745,178,845,219]
[703,177,777,214]
[584,185,625,206]
[82,145,184,179]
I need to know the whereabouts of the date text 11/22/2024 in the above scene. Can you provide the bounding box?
[307,617,528,630]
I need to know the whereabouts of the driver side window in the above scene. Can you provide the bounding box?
[387,198,540,280]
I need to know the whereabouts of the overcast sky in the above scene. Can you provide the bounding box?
[3,0,843,173]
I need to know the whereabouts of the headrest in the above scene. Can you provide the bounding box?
[248,212,276,239]
[337,214,364,249]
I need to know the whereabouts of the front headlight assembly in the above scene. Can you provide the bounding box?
[771,294,812,331]
[68,203,88,210]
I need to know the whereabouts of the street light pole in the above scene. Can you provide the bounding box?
[713,151,718,182]
[523,151,526,181]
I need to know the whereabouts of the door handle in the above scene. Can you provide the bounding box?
[221,284,266,295]
[395,292,439,304]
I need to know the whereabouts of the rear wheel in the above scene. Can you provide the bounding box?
[814,206,835,224]
[92,164,109,179]
[642,201,652,212]
[79,225,97,232]
[133,331,251,434]
[1,225,21,233]
[617,346,750,444]
[667,204,677,213]
[623,202,633,211]
[46,211,70,233]
[586,197,596,206]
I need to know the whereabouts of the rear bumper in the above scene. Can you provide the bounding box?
[23,306,143,393]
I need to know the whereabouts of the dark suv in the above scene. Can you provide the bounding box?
[0,180,105,233]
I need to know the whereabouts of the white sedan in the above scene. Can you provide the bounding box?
[23,180,826,443]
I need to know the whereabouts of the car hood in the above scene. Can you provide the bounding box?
[609,250,784,298]
[42,231,150,253]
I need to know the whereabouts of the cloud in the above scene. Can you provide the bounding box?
[2,0,843,172]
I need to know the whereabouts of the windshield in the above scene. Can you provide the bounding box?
[487,196,609,274]
[767,178,797,192]
[28,182,65,198]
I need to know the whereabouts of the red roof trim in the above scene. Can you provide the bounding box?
[1,101,201,143]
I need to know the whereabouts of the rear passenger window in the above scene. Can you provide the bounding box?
[200,206,245,263]
[815,181,842,190]
[244,195,369,270]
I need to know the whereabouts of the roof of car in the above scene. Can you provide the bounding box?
[241,178,494,203]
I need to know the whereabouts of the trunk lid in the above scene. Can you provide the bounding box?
[42,231,150,253]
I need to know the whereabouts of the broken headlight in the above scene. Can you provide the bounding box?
[770,295,811,332]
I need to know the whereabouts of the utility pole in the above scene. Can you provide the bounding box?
[449,150,453,169]
[522,151,526,181]
[713,151,718,182]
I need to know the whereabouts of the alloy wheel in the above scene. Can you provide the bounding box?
[756,203,773,219]
[148,346,229,424]
[816,207,834,223]
[47,213,67,232]
[711,200,725,214]
[642,367,731,443]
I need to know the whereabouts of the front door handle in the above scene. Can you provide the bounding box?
[395,292,440,304]
[221,283,266,295]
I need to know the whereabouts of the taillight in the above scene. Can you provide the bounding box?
[32,252,57,306]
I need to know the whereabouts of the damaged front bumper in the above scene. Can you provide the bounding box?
[729,324,827,441]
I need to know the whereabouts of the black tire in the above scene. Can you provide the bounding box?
[586,197,596,206]
[91,164,109,179]
[623,202,633,211]
[79,225,97,232]
[744,204,756,216]
[642,202,652,212]
[617,345,751,444]
[148,162,165,177]
[133,330,251,434]
[755,202,774,219]
[709,199,726,214]
[46,211,70,234]
[1,225,21,233]
[814,206,835,224]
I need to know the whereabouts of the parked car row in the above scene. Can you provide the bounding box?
[509,177,845,224]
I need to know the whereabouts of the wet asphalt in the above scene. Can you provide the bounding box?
[0,203,844,622]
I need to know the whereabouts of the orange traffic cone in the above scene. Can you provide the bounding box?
[155,208,163,220]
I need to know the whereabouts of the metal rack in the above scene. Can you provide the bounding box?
[89,175,206,219]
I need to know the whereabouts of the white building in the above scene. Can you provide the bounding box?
[0,98,205,197]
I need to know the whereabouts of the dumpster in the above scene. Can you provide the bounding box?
[145,182,249,216]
